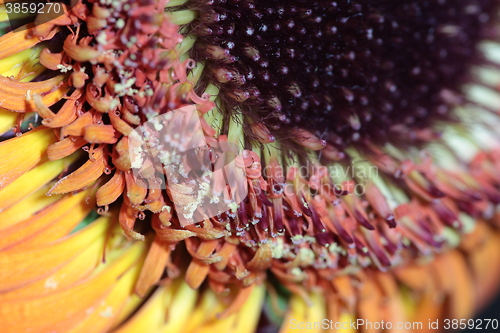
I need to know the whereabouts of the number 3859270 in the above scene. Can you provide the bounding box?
[5,2,62,15]
[444,319,499,330]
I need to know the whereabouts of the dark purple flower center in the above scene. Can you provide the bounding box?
[183,0,497,148]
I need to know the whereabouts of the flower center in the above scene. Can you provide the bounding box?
[183,0,497,146]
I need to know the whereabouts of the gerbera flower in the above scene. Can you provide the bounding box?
[0,0,500,332]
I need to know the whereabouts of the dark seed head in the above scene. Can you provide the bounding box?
[184,0,497,148]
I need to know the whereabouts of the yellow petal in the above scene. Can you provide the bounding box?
[0,238,146,333]
[217,285,255,319]
[279,291,326,333]
[0,156,73,212]
[160,281,199,332]
[0,128,56,190]
[0,108,17,135]
[0,189,93,250]
[113,280,198,333]
[113,294,144,328]
[184,288,226,333]
[112,287,174,333]
[0,220,106,300]
[0,47,43,82]
[66,260,142,333]
[0,216,108,292]
[188,284,265,333]
[335,313,357,333]
[0,185,60,230]
[0,3,32,22]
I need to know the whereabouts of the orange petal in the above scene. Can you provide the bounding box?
[47,149,106,195]
[250,122,275,144]
[33,93,56,120]
[394,262,432,292]
[97,171,126,206]
[125,171,147,206]
[246,242,272,271]
[375,272,410,331]
[61,111,94,137]
[475,231,500,309]
[184,223,226,240]
[0,75,68,112]
[119,203,144,241]
[42,90,81,128]
[135,235,170,297]
[0,26,47,60]
[186,240,219,289]
[433,251,475,319]
[84,124,118,144]
[356,278,384,333]
[113,137,132,171]
[154,227,196,242]
[213,242,236,271]
[47,137,86,161]
[109,109,134,136]
[63,34,102,62]
[39,48,64,71]
[331,275,356,312]
[406,269,444,327]
[69,71,90,90]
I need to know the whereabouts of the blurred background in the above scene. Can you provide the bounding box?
[463,293,500,333]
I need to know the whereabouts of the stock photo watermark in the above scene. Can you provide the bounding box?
[289,318,499,331]
[259,161,379,197]
[4,0,75,32]
[128,105,378,227]
[128,105,248,227]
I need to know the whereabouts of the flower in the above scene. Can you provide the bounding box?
[0,0,500,332]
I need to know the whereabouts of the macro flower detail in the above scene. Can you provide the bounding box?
[0,0,500,332]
